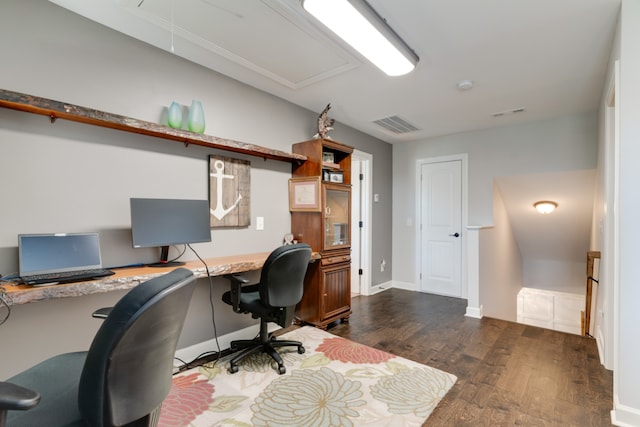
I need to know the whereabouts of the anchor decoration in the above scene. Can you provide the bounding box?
[209,156,250,227]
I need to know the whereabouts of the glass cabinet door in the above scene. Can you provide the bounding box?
[323,184,350,249]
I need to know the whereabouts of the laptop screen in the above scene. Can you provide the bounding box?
[18,233,103,276]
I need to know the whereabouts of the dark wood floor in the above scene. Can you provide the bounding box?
[326,288,613,427]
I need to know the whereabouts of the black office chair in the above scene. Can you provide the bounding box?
[222,243,312,375]
[0,268,197,427]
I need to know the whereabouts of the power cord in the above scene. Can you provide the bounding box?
[164,245,187,265]
[170,244,223,373]
[0,286,12,326]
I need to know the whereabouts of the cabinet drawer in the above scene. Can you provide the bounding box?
[321,255,351,266]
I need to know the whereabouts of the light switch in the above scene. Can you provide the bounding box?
[256,216,264,230]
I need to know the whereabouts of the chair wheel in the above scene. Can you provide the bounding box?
[298,346,305,354]
[278,365,286,375]
[228,365,239,374]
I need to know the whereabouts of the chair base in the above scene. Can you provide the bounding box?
[228,324,304,375]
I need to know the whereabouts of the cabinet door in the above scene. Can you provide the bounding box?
[321,263,351,320]
[323,184,351,251]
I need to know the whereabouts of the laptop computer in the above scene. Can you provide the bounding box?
[18,233,115,286]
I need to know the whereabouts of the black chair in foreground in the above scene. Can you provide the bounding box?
[0,268,197,427]
[222,243,312,375]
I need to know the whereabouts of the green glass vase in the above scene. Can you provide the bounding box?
[188,100,205,134]
[167,101,182,129]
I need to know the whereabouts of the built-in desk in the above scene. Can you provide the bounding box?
[2,252,275,306]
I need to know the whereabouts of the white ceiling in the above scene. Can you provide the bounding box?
[49,0,619,266]
[49,0,621,144]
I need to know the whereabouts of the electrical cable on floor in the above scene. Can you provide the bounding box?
[173,349,222,373]
[171,244,222,372]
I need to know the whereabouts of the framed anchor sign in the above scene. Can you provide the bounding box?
[209,155,251,228]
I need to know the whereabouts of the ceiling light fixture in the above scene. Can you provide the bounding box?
[301,0,419,76]
[534,201,558,214]
[457,80,474,91]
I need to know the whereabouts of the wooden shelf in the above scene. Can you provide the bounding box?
[0,89,307,163]
[322,161,342,170]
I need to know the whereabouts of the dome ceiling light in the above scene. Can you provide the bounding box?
[534,201,558,214]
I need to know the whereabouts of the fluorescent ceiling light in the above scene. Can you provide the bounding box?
[302,0,418,76]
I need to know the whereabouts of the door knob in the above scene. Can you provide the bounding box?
[449,232,460,238]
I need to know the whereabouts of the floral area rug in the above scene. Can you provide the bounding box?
[159,326,457,426]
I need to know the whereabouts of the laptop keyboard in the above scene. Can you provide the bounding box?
[22,268,115,285]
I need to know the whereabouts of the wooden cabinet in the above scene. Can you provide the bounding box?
[291,138,353,329]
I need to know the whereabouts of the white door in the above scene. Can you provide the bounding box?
[419,160,462,297]
[351,157,362,295]
[350,150,372,295]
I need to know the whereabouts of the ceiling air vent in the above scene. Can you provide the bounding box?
[373,115,419,134]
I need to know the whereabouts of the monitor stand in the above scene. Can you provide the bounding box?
[147,245,185,268]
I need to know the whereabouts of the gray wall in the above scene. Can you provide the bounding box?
[392,112,598,286]
[478,185,523,321]
[0,0,392,378]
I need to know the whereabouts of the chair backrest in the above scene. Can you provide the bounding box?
[259,243,312,308]
[77,268,196,426]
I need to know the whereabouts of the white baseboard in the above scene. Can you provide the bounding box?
[595,326,607,367]
[365,280,394,295]
[390,280,417,291]
[465,304,483,319]
[174,322,278,369]
[611,396,640,427]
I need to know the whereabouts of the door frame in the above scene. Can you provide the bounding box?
[351,149,373,295]
[603,61,618,372]
[415,154,469,298]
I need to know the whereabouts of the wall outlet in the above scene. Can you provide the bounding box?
[256,216,264,230]
[380,259,386,272]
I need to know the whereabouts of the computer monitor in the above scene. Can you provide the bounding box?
[130,198,212,267]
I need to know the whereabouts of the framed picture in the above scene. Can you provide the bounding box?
[209,155,251,228]
[328,171,344,183]
[322,152,335,163]
[289,177,322,212]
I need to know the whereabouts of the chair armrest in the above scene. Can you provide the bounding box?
[224,274,250,313]
[92,307,112,319]
[0,381,40,411]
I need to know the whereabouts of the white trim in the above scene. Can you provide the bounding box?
[351,150,374,296]
[611,396,640,427]
[600,60,619,371]
[365,280,394,295]
[465,305,484,319]
[389,280,417,292]
[414,154,469,299]
[611,59,622,410]
[596,327,606,366]
[465,226,486,318]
